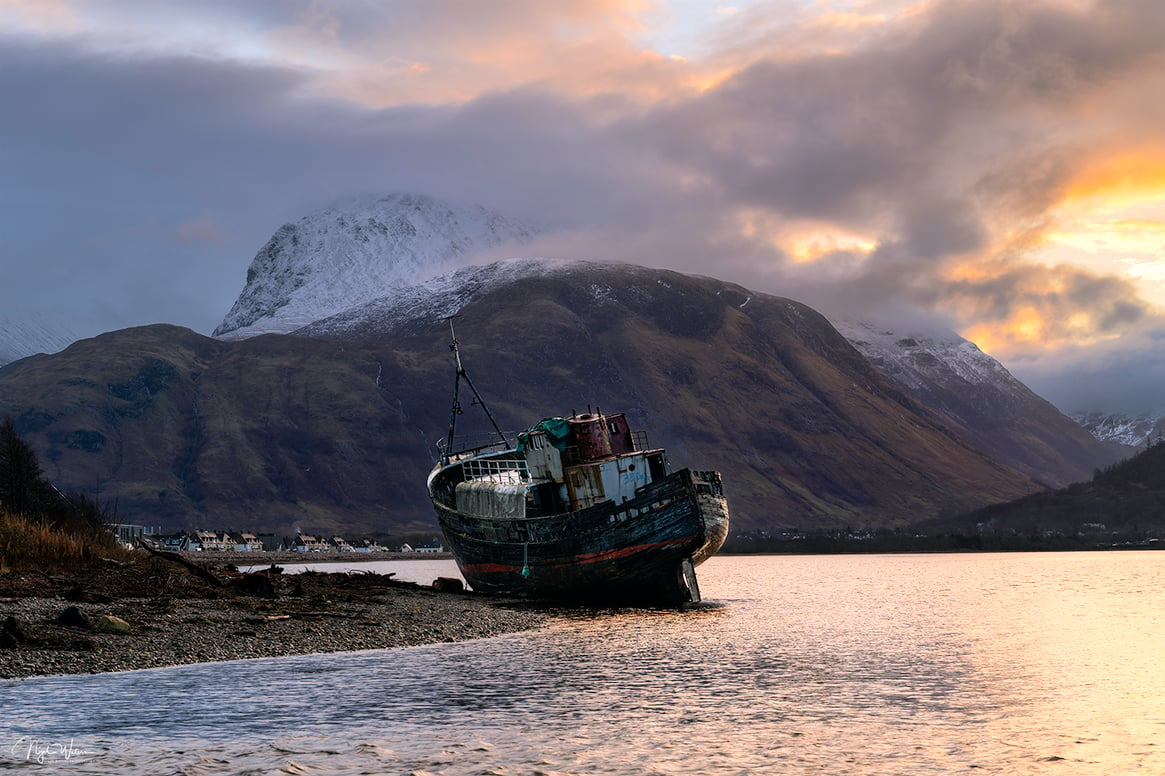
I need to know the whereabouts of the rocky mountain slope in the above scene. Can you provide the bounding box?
[1070,411,1165,448]
[0,263,1044,536]
[835,321,1129,487]
[213,193,536,339]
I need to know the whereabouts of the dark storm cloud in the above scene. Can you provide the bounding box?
[619,1,1165,402]
[932,264,1148,334]
[639,57,916,224]
[1011,324,1165,416]
[0,35,316,330]
[641,0,1162,247]
[0,30,674,335]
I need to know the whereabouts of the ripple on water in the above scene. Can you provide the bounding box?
[2,553,1162,776]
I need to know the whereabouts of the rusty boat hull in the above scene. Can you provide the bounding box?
[427,448,729,605]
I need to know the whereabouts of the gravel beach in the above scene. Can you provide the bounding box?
[0,555,548,679]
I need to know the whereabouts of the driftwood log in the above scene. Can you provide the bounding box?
[136,540,223,587]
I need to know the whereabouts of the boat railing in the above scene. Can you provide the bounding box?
[463,456,529,483]
[692,470,724,497]
[437,431,516,462]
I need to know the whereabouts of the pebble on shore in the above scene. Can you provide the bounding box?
[0,559,547,680]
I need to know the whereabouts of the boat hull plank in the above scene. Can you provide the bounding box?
[432,467,727,604]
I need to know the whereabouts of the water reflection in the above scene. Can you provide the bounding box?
[3,552,1162,776]
[239,557,463,586]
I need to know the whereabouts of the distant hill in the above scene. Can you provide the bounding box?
[921,439,1165,540]
[0,262,1041,537]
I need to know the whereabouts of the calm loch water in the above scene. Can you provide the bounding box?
[3,552,1162,775]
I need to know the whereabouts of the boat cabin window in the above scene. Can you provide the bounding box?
[526,482,561,516]
[647,453,666,481]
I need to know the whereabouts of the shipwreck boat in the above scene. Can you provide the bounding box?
[426,320,729,605]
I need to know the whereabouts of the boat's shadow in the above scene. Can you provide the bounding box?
[495,597,730,618]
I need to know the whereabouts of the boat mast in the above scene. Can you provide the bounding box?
[442,316,510,463]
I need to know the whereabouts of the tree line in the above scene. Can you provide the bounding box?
[0,417,126,570]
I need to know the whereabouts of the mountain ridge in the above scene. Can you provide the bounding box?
[1071,411,1165,448]
[204,191,1146,453]
[835,320,1128,487]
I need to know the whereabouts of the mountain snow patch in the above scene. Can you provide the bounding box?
[832,319,1009,391]
[0,316,78,367]
[294,258,598,339]
[214,193,537,339]
[1071,411,1165,447]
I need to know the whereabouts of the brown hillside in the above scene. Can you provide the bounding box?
[0,266,1037,535]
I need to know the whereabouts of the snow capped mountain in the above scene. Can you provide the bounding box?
[1071,411,1165,447]
[837,318,1156,450]
[294,257,590,339]
[832,319,1012,393]
[298,258,1122,487]
[0,316,77,367]
[214,193,537,339]
[831,318,1126,485]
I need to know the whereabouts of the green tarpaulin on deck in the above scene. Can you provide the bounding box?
[517,417,571,453]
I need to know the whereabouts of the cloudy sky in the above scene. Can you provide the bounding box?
[1,0,1163,413]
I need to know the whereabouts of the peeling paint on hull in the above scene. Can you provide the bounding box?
[431,466,729,605]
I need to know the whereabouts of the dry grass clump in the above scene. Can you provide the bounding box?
[0,416,137,574]
[0,509,134,573]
